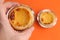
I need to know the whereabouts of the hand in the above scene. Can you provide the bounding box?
[0,0,34,40]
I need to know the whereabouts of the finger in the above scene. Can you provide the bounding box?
[0,2,20,35]
[0,0,4,4]
[0,5,7,24]
[22,26,34,40]
[0,2,19,25]
[0,5,14,32]
[0,2,16,34]
[23,26,34,33]
[4,2,19,12]
[4,2,19,8]
[13,26,34,40]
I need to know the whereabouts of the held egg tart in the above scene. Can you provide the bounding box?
[37,9,57,28]
[7,4,34,30]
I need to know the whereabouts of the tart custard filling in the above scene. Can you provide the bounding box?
[8,7,30,27]
[40,12,54,24]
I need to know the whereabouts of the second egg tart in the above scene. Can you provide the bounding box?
[40,12,54,24]
[37,9,57,28]
[7,4,34,30]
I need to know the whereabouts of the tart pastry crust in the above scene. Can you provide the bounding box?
[7,4,34,30]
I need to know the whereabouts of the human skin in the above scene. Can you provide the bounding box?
[0,0,34,40]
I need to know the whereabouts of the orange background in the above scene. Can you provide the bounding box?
[5,0,60,40]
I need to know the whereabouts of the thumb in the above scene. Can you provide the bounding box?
[0,4,14,32]
[0,2,17,35]
[0,4,8,25]
[19,27,34,40]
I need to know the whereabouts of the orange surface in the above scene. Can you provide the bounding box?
[5,0,60,40]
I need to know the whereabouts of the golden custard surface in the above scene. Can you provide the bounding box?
[9,7,30,27]
[40,12,53,24]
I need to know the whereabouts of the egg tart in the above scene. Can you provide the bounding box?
[40,12,53,24]
[7,4,34,30]
[37,9,57,28]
